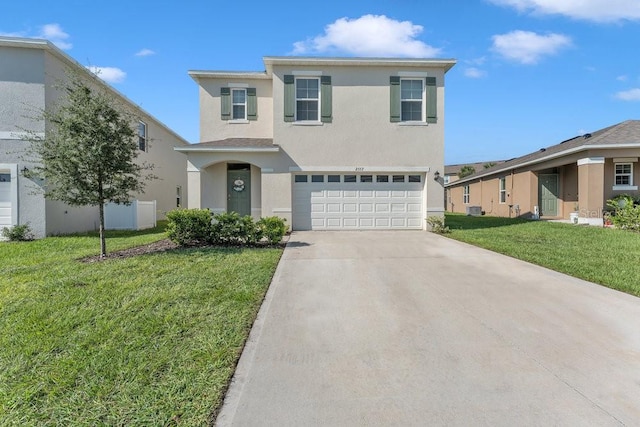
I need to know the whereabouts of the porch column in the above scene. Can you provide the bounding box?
[577,157,604,225]
[187,161,202,209]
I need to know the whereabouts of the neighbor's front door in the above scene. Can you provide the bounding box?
[539,174,559,217]
[227,169,251,216]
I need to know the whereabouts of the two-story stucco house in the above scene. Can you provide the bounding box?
[0,36,188,238]
[178,56,455,230]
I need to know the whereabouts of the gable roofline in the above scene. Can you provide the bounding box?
[0,36,190,145]
[262,56,456,73]
[446,120,640,187]
[188,70,271,82]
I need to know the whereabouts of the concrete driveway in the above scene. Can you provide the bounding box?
[217,231,640,426]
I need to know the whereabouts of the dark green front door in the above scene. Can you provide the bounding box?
[539,174,559,217]
[227,169,251,216]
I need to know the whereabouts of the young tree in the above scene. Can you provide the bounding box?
[458,165,476,178]
[483,162,497,169]
[26,77,155,257]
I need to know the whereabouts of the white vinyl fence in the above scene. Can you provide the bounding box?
[104,200,157,230]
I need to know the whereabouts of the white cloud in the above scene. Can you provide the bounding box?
[292,15,441,57]
[39,23,72,49]
[488,0,640,23]
[0,23,72,49]
[614,88,640,101]
[617,75,628,82]
[464,67,487,78]
[135,48,155,57]
[491,30,572,64]
[86,66,126,84]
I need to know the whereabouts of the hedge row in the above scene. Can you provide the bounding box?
[166,209,288,246]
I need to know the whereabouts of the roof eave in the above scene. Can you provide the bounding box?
[174,146,280,153]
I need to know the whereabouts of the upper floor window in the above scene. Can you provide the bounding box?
[296,78,320,121]
[284,75,332,123]
[463,185,470,204]
[232,89,247,120]
[390,76,437,124]
[138,121,147,152]
[615,163,632,186]
[220,87,257,121]
[401,79,424,121]
[499,177,506,203]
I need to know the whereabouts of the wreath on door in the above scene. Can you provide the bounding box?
[233,179,245,192]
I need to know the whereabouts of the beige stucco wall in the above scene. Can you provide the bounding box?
[197,78,273,141]
[271,64,445,215]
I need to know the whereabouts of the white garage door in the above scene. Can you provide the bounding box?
[293,173,424,230]
[0,173,12,230]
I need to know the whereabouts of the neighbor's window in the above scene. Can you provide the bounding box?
[296,78,320,121]
[176,186,182,208]
[138,121,147,151]
[232,89,247,120]
[499,177,506,203]
[615,163,633,186]
[401,79,424,121]
[463,185,470,204]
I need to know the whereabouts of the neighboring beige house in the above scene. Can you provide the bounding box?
[444,160,505,210]
[179,56,456,230]
[0,36,188,238]
[446,120,640,225]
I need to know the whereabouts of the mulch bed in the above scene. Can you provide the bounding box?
[80,239,180,263]
[80,234,290,263]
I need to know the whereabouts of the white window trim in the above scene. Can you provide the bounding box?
[614,162,636,190]
[400,78,426,123]
[230,88,247,121]
[499,177,506,204]
[463,185,470,204]
[295,77,321,123]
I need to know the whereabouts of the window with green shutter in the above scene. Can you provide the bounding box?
[284,74,332,123]
[390,76,437,123]
[221,86,257,121]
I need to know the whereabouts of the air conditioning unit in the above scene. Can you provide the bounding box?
[466,206,482,216]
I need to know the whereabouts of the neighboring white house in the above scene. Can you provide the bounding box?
[0,36,188,238]
[180,56,455,230]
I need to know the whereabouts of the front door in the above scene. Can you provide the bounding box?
[539,174,559,217]
[227,167,251,217]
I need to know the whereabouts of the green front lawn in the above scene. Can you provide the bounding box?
[0,224,283,425]
[445,213,640,297]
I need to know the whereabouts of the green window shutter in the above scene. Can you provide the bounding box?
[283,74,295,122]
[220,87,231,120]
[389,76,400,122]
[247,88,257,121]
[426,77,437,124]
[320,76,332,123]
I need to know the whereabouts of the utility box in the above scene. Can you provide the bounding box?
[466,206,482,216]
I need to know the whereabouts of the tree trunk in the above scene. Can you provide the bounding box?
[99,201,106,258]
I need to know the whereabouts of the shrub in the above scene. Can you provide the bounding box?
[1,223,35,241]
[166,208,212,245]
[210,212,260,245]
[606,197,640,231]
[257,216,288,244]
[426,216,450,234]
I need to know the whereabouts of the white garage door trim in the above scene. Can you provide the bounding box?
[0,164,18,236]
[293,173,425,230]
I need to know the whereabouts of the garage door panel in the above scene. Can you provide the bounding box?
[344,203,357,213]
[293,173,424,230]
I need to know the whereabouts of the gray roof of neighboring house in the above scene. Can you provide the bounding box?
[446,120,640,187]
[445,160,506,176]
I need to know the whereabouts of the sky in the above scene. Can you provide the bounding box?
[2,0,640,165]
